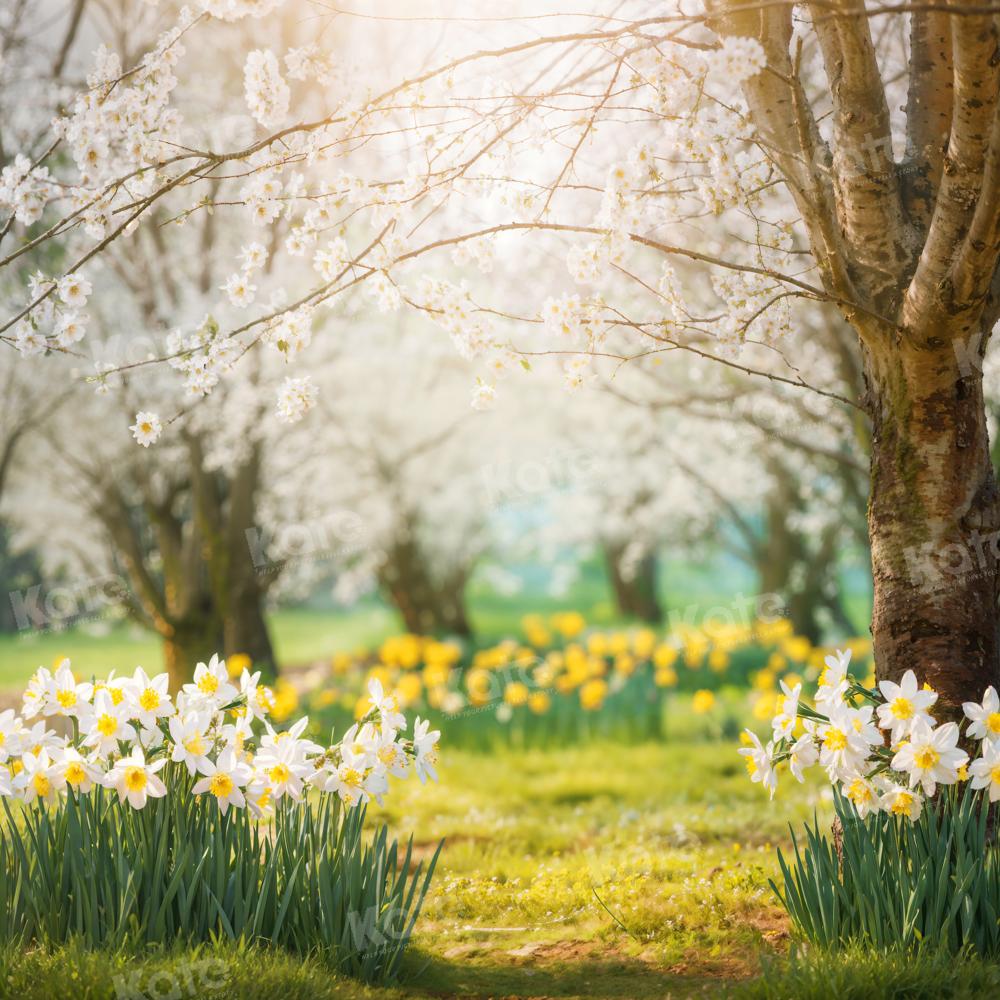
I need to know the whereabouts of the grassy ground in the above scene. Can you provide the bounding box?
[0,738,831,999]
[1,738,994,999]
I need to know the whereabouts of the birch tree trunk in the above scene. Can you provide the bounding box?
[705,0,1000,712]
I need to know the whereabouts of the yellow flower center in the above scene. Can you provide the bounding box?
[847,779,871,805]
[914,746,940,770]
[988,713,1000,735]
[268,763,291,784]
[378,746,398,766]
[890,792,914,816]
[125,766,147,792]
[110,687,125,706]
[198,674,219,695]
[890,697,913,720]
[57,689,77,709]
[744,756,758,778]
[991,764,1000,785]
[824,728,848,752]
[97,714,118,737]
[139,688,160,712]
[341,767,363,787]
[210,773,234,798]
[184,735,206,756]
[33,773,51,797]
[64,762,86,786]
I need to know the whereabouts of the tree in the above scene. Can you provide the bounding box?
[4,2,1000,711]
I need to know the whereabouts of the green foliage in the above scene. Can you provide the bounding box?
[731,947,1000,1000]
[0,776,441,985]
[774,786,1000,956]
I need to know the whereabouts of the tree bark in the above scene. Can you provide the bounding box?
[603,543,663,624]
[224,582,276,681]
[378,535,473,637]
[162,615,224,688]
[867,335,1000,716]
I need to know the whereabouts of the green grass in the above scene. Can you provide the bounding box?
[0,739,824,998]
[0,605,395,690]
[1,739,997,998]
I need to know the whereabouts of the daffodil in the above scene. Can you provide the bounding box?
[892,719,967,796]
[962,686,1000,744]
[969,740,1000,801]
[738,729,777,798]
[82,690,137,756]
[168,713,216,776]
[44,661,93,718]
[105,748,167,810]
[0,709,23,763]
[126,669,173,729]
[877,669,937,742]
[192,747,252,814]
[13,750,62,805]
[181,654,237,708]
[52,747,103,792]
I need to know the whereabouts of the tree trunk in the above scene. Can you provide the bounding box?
[867,336,1000,716]
[603,543,663,624]
[161,616,225,688]
[224,585,277,682]
[379,536,473,638]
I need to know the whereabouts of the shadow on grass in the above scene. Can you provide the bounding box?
[400,947,720,999]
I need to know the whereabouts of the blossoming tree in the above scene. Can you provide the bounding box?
[5,0,1000,711]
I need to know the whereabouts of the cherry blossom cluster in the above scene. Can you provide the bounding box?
[0,656,439,814]
[741,649,1000,821]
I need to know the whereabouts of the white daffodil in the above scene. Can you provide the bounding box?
[787,732,818,783]
[219,712,255,760]
[44,660,93,718]
[963,686,1000,744]
[881,784,923,821]
[842,774,884,819]
[14,750,63,805]
[259,717,322,760]
[0,709,24,763]
[969,740,1000,801]
[245,778,275,820]
[366,678,406,731]
[313,758,369,806]
[21,668,52,719]
[739,729,777,798]
[93,672,131,710]
[82,690,137,756]
[876,670,937,742]
[771,680,801,741]
[373,726,411,780]
[818,704,878,782]
[235,668,273,721]
[105,748,168,810]
[192,747,252,814]
[252,742,312,802]
[19,720,64,758]
[412,717,440,784]
[892,718,968,796]
[168,713,216,776]
[126,668,173,729]
[0,766,11,797]
[182,654,237,708]
[815,649,852,713]
[52,746,104,793]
